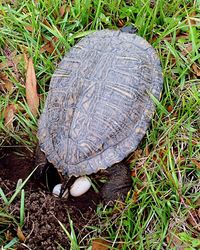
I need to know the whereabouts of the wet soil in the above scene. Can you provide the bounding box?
[0,147,101,249]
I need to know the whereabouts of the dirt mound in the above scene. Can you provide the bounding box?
[0,148,100,249]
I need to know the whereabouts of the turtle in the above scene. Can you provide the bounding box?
[36,29,163,203]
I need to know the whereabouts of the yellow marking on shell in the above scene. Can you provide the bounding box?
[135,127,145,134]
[116,56,137,61]
[53,73,70,77]
[108,85,133,98]
[74,45,84,49]
[144,109,153,117]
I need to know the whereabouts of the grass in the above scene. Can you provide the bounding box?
[0,179,27,249]
[0,0,200,249]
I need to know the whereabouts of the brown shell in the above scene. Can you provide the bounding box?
[38,30,163,177]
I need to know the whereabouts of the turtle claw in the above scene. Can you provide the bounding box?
[59,176,76,198]
[101,162,132,204]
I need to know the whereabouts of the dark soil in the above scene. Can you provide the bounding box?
[0,147,101,249]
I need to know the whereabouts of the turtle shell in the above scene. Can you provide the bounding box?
[38,30,163,177]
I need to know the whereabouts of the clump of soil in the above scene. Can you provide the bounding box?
[0,147,101,249]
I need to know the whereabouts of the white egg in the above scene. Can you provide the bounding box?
[52,183,69,198]
[70,176,91,197]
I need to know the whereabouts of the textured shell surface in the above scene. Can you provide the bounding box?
[38,30,163,177]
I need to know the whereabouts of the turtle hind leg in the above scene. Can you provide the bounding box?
[101,162,132,204]
[59,175,76,198]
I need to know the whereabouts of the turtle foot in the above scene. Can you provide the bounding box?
[101,162,132,204]
[60,176,76,198]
